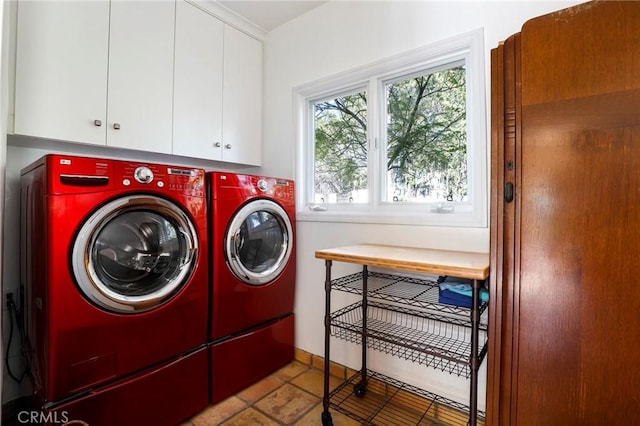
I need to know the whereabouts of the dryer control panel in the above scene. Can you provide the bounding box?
[249,175,295,202]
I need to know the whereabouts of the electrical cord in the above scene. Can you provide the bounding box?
[5,293,30,383]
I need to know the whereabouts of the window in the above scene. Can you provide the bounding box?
[314,89,368,204]
[295,29,487,227]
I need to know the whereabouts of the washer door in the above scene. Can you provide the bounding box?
[72,195,198,313]
[226,199,293,286]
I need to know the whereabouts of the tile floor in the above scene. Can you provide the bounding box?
[183,357,481,426]
[183,360,360,426]
[2,354,478,425]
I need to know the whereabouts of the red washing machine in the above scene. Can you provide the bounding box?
[208,172,295,403]
[21,155,209,423]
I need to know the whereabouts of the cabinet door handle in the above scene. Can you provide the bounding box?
[505,182,514,203]
[225,144,232,149]
[94,119,102,127]
[113,123,121,130]
[214,142,221,148]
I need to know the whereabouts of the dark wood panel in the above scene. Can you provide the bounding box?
[490,1,640,425]
[517,93,640,424]
[487,43,504,426]
[489,33,522,426]
[521,1,640,105]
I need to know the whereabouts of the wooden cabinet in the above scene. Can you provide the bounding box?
[489,2,640,425]
[174,0,262,165]
[14,0,175,154]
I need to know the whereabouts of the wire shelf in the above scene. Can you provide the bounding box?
[331,301,488,378]
[331,271,489,316]
[329,369,486,425]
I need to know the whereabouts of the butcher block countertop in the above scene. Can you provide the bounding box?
[315,243,489,280]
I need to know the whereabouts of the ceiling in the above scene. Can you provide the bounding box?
[218,1,328,32]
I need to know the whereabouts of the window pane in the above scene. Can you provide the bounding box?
[386,66,467,204]
[313,91,368,204]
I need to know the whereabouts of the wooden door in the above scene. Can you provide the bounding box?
[489,2,640,424]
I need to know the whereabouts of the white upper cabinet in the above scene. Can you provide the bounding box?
[14,1,110,146]
[14,0,262,163]
[14,0,175,154]
[222,26,263,166]
[106,1,175,154]
[173,1,224,160]
[173,1,263,165]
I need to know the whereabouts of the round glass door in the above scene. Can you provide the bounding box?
[226,199,293,286]
[71,195,198,313]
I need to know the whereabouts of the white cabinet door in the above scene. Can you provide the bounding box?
[14,1,109,145]
[173,1,224,160]
[106,1,175,154]
[222,26,262,166]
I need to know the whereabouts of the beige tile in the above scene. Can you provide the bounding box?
[190,397,247,426]
[329,361,346,379]
[254,383,320,424]
[272,360,309,382]
[221,407,279,426]
[237,374,285,403]
[311,354,324,371]
[294,348,312,365]
[294,403,362,426]
[290,368,343,398]
[346,367,359,379]
[310,355,347,378]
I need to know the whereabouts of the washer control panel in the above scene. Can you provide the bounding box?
[257,179,268,192]
[134,166,154,184]
[47,155,205,197]
[119,163,205,197]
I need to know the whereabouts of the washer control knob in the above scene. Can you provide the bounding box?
[257,179,268,192]
[134,166,154,184]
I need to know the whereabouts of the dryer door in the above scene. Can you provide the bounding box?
[72,195,198,313]
[226,199,293,286]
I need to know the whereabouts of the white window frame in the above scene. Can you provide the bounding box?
[294,28,487,227]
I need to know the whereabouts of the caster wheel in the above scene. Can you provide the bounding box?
[321,411,333,425]
[354,382,367,397]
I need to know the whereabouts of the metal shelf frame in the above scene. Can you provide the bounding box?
[328,369,485,425]
[331,271,489,316]
[321,263,486,426]
[331,301,488,378]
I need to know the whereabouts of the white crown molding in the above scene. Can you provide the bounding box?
[184,0,267,41]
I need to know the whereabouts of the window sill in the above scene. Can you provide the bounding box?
[296,209,487,228]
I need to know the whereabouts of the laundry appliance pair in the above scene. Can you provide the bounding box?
[19,155,295,425]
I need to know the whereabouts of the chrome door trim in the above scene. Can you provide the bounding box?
[71,195,198,313]
[226,199,293,286]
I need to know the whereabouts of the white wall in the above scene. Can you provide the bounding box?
[263,0,583,409]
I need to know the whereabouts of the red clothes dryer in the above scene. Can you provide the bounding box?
[208,172,295,402]
[20,155,209,416]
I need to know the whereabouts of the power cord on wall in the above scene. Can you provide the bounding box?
[5,291,31,383]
